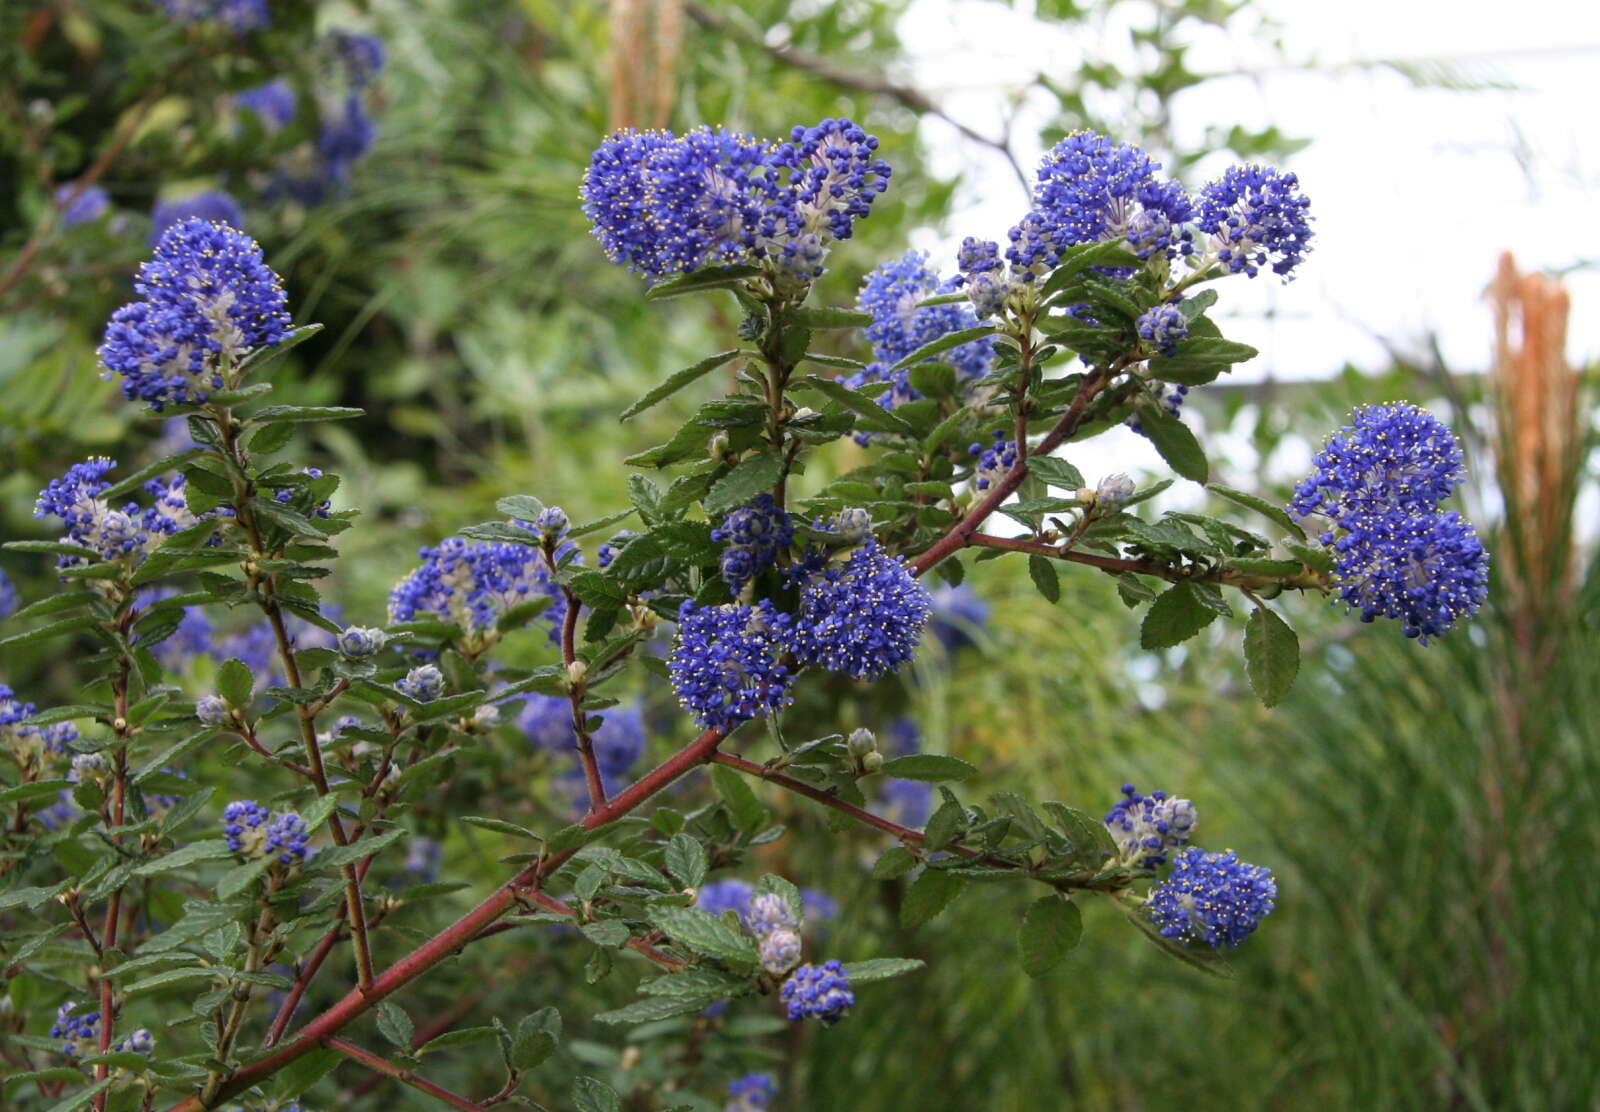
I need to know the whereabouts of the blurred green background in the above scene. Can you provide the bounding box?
[3,1,1597,1109]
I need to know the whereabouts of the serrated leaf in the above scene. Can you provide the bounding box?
[592,995,716,1026]
[620,349,739,421]
[642,264,761,301]
[1140,581,1221,650]
[1137,407,1209,482]
[460,815,543,840]
[250,405,364,423]
[41,1077,114,1112]
[1028,554,1060,603]
[664,833,707,888]
[376,1001,414,1048]
[703,453,784,515]
[1244,605,1300,707]
[123,966,218,995]
[1019,896,1083,976]
[878,754,976,782]
[840,957,926,983]
[217,657,253,708]
[786,305,872,329]
[890,324,996,371]
[871,846,919,879]
[133,839,233,876]
[1026,455,1086,490]
[711,764,766,831]
[314,827,405,870]
[901,869,965,929]
[796,375,915,436]
[1207,483,1307,541]
[646,905,759,967]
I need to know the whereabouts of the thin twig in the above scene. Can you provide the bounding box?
[323,1037,486,1112]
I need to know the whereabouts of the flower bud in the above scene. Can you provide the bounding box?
[473,703,501,729]
[830,507,873,543]
[1096,473,1136,508]
[759,928,803,976]
[566,659,588,685]
[397,664,445,704]
[846,728,877,757]
[534,505,569,539]
[196,694,228,725]
[337,626,387,658]
[70,753,107,781]
[860,750,884,773]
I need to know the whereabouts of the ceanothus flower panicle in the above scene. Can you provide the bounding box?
[0,569,17,619]
[1104,783,1197,869]
[696,878,754,921]
[1195,164,1313,280]
[1288,403,1467,521]
[101,218,290,411]
[780,959,855,1024]
[1146,847,1276,949]
[33,459,205,570]
[235,80,296,133]
[157,0,269,31]
[668,601,795,730]
[50,1002,100,1057]
[55,182,111,228]
[1136,303,1188,354]
[785,536,931,681]
[712,493,793,593]
[388,525,569,642]
[968,431,1017,491]
[398,664,446,703]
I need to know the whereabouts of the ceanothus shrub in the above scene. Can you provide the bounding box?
[0,119,1486,1111]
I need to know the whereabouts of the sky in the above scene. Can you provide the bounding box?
[898,0,1600,382]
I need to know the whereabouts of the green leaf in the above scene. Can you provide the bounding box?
[890,324,996,371]
[922,801,966,851]
[240,322,323,375]
[1148,337,1259,384]
[133,839,233,877]
[0,884,67,911]
[1041,240,1145,294]
[1028,554,1060,603]
[216,856,273,900]
[1137,407,1209,482]
[0,614,99,649]
[901,869,966,929]
[664,833,707,888]
[4,1069,89,1092]
[509,1007,560,1070]
[460,815,542,841]
[0,779,74,805]
[1019,895,1084,976]
[878,754,976,782]
[711,764,767,832]
[376,1001,414,1048]
[786,305,873,329]
[217,658,253,708]
[250,405,364,423]
[315,827,406,870]
[619,349,739,421]
[101,448,207,500]
[871,846,919,879]
[41,1077,114,1112]
[1140,581,1221,650]
[907,361,958,399]
[593,995,717,1026]
[123,966,218,995]
[645,905,759,967]
[642,264,762,301]
[1207,483,1307,541]
[703,453,784,515]
[418,1026,499,1055]
[796,375,915,436]
[1027,455,1086,491]
[267,1047,342,1101]
[1244,605,1300,707]
[840,957,926,983]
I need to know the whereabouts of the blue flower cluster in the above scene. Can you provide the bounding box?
[223,800,311,864]
[1289,404,1488,641]
[1104,783,1198,869]
[968,431,1017,491]
[726,1073,778,1112]
[846,250,994,420]
[695,878,836,928]
[235,79,296,133]
[150,191,246,244]
[518,694,644,803]
[581,118,890,282]
[786,539,931,681]
[398,664,446,703]
[101,219,290,411]
[1146,847,1276,949]
[668,601,795,730]
[55,183,111,229]
[712,494,793,593]
[0,570,16,619]
[1136,303,1188,354]
[780,959,855,1024]
[33,459,202,569]
[157,0,269,30]
[50,1002,100,1057]
[389,526,568,641]
[1195,165,1314,280]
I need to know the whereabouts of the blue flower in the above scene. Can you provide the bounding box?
[149,191,245,243]
[1327,507,1489,642]
[1288,403,1466,521]
[157,0,270,30]
[49,1002,100,1057]
[264,811,312,864]
[1146,847,1276,949]
[785,538,930,681]
[1195,164,1313,280]
[1136,303,1188,354]
[33,460,204,568]
[330,30,386,88]
[337,626,387,658]
[726,1073,778,1112]
[54,183,111,228]
[747,892,799,935]
[668,601,795,730]
[389,527,569,642]
[968,431,1017,491]
[235,79,296,133]
[196,695,228,725]
[780,960,855,1024]
[1103,783,1197,869]
[767,118,891,243]
[222,799,271,855]
[927,583,988,652]
[696,878,754,921]
[1011,130,1192,274]
[0,570,16,619]
[102,219,289,411]
[519,695,645,803]
[712,494,794,593]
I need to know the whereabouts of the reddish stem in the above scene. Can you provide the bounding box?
[323,1037,485,1111]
